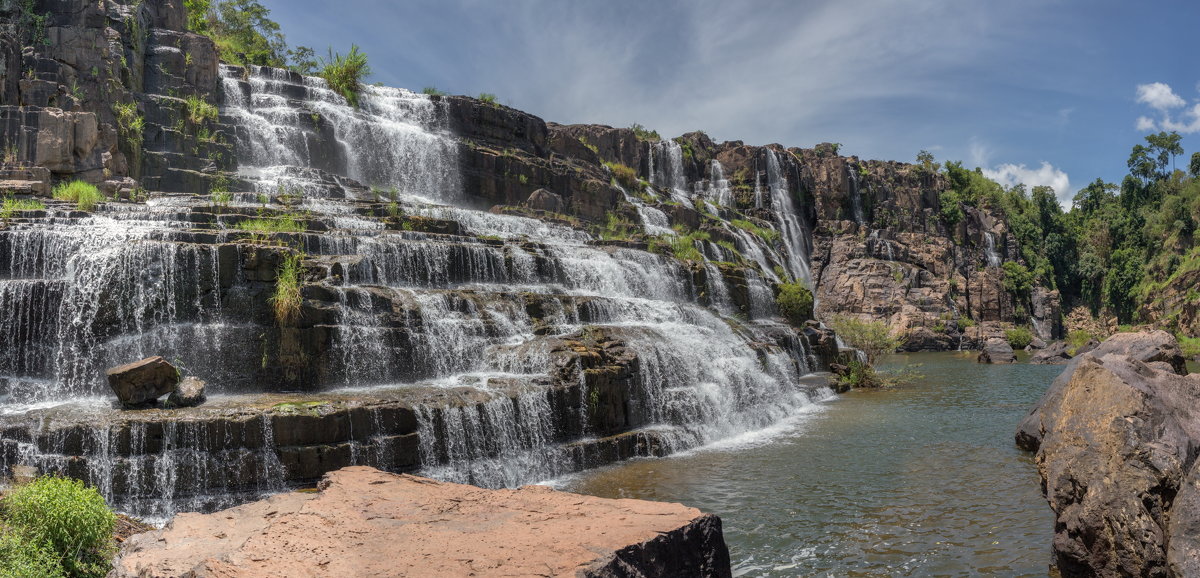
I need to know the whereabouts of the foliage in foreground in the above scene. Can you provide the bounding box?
[320,45,371,107]
[2,476,117,578]
[52,181,104,212]
[0,196,45,220]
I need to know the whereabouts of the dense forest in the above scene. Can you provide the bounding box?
[932,131,1200,337]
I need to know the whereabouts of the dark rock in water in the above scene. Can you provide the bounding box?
[106,356,179,406]
[829,363,850,377]
[976,338,1015,364]
[111,466,733,578]
[166,376,206,408]
[1027,336,1047,350]
[1030,341,1072,365]
[1023,351,1200,577]
[523,188,564,213]
[1016,330,1188,453]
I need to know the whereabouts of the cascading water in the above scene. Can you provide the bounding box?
[698,159,733,207]
[763,149,813,286]
[847,165,866,224]
[649,140,691,204]
[984,232,1002,268]
[0,64,836,518]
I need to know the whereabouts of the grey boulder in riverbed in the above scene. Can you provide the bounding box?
[106,356,179,406]
[1015,330,1199,577]
[1029,341,1072,365]
[976,338,1015,364]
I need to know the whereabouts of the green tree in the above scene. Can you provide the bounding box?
[829,315,899,365]
[1190,151,1200,178]
[1145,130,1184,173]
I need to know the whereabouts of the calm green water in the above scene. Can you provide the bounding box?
[563,352,1063,577]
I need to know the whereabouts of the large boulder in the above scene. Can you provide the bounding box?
[976,338,1015,364]
[1030,341,1072,365]
[1026,353,1200,577]
[111,466,732,578]
[1016,330,1188,452]
[106,356,179,406]
[523,188,564,213]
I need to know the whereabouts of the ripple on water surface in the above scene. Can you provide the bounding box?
[562,352,1062,577]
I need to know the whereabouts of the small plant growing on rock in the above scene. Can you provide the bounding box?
[2,475,117,577]
[830,315,901,388]
[52,181,104,212]
[319,45,371,107]
[184,94,219,125]
[421,86,446,96]
[271,252,304,325]
[603,161,638,190]
[775,282,814,326]
[477,92,498,105]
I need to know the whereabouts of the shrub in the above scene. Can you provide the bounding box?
[839,360,882,389]
[477,92,497,105]
[775,282,813,326]
[1176,335,1200,358]
[319,45,371,107]
[4,476,116,577]
[599,212,637,241]
[0,529,65,578]
[212,191,233,208]
[52,180,104,211]
[957,317,976,329]
[112,101,144,150]
[629,123,660,141]
[829,314,899,364]
[730,219,781,243]
[1005,327,1034,349]
[270,251,303,324]
[421,86,446,96]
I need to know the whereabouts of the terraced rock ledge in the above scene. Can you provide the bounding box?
[111,466,732,578]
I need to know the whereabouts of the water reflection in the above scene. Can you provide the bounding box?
[562,352,1061,577]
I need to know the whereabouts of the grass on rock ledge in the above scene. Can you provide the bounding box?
[52,181,103,212]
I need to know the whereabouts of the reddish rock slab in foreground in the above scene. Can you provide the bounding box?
[111,466,731,578]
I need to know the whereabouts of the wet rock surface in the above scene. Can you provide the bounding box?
[1029,341,1072,365]
[1016,331,1199,576]
[106,356,179,406]
[111,466,732,578]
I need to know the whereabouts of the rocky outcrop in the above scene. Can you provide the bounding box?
[111,466,732,578]
[1029,341,1072,365]
[106,356,179,406]
[977,338,1015,364]
[1016,330,1189,453]
[1015,332,1200,577]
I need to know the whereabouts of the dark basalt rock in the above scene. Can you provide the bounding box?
[106,356,179,406]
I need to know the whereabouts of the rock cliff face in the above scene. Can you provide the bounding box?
[1015,331,1199,577]
[111,466,733,578]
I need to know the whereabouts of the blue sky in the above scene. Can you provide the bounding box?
[264,0,1200,208]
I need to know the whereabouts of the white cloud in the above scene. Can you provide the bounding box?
[1136,82,1186,111]
[983,161,1073,209]
[1134,82,1200,134]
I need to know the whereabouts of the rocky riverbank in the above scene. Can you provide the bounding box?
[110,466,732,578]
[1016,331,1199,576]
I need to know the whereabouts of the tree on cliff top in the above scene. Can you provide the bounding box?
[185,0,317,73]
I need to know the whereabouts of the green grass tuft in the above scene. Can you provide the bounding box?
[52,180,104,211]
[320,45,371,107]
[270,252,304,324]
[1,196,45,219]
[234,214,306,233]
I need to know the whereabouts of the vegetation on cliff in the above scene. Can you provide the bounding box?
[1,476,117,577]
[319,45,372,107]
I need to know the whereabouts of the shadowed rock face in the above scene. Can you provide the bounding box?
[111,466,732,578]
[977,338,1015,364]
[1015,331,1200,577]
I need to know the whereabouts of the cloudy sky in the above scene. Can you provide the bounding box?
[264,0,1200,208]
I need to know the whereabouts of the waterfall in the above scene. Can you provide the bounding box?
[983,232,1002,268]
[0,64,835,517]
[221,65,461,201]
[649,140,690,204]
[847,165,866,224]
[700,160,733,207]
[763,150,813,286]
